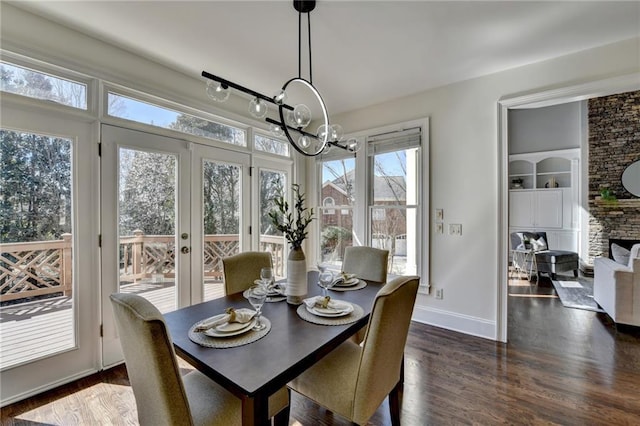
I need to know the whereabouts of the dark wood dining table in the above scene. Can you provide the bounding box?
[163,271,383,426]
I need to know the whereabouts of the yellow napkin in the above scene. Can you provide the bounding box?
[194,308,256,332]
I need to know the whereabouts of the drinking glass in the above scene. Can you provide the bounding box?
[260,267,274,288]
[317,257,327,273]
[243,285,267,331]
[318,270,335,297]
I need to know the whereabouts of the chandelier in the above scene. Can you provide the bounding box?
[202,0,362,157]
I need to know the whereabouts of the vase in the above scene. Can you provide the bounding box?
[286,246,307,305]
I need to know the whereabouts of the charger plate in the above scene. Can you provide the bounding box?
[330,280,367,292]
[189,317,271,348]
[296,303,364,326]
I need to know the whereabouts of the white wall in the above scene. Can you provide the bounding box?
[508,102,583,154]
[332,37,640,340]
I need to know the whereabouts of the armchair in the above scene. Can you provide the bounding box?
[593,243,640,327]
[510,231,579,280]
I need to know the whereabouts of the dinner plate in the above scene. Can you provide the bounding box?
[334,278,360,287]
[203,318,256,337]
[306,302,354,317]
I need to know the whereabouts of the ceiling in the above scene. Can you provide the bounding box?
[9,1,640,115]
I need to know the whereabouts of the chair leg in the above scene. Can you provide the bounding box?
[400,354,405,384]
[389,380,402,426]
[573,269,579,278]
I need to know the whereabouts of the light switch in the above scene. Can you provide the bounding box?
[449,224,462,236]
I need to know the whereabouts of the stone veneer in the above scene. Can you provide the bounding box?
[587,90,640,265]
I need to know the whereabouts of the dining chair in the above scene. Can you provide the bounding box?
[288,275,420,426]
[109,292,241,426]
[220,251,291,424]
[222,251,272,295]
[342,246,389,283]
[343,246,390,345]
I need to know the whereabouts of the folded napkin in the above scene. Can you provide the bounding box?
[194,308,256,332]
[303,296,349,311]
[331,272,356,286]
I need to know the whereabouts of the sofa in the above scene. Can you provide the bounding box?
[593,243,640,327]
[510,231,579,280]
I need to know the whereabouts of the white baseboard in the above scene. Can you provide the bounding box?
[411,305,497,341]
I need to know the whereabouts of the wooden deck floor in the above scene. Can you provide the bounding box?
[0,280,225,370]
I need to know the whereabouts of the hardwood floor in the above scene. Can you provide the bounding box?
[2,272,639,425]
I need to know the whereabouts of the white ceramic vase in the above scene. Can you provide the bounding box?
[286,246,307,305]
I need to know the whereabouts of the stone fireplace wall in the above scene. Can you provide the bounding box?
[588,90,640,265]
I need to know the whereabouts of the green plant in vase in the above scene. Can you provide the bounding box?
[268,184,314,304]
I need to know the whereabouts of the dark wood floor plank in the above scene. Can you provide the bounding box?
[2,272,639,425]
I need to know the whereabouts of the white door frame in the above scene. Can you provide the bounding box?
[496,73,640,342]
[0,106,99,406]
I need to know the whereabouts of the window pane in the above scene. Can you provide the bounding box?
[1,62,87,109]
[118,148,177,313]
[319,158,355,268]
[255,134,289,157]
[202,161,241,300]
[372,148,418,206]
[108,93,246,146]
[0,129,76,368]
[371,207,417,275]
[259,170,286,278]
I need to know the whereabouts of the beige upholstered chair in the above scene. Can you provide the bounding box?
[342,246,389,283]
[222,251,272,295]
[220,251,290,424]
[288,275,420,426]
[109,293,241,426]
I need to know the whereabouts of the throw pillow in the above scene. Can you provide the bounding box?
[611,243,630,265]
[531,236,547,252]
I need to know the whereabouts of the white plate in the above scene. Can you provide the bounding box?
[334,278,360,287]
[306,302,354,317]
[203,318,256,337]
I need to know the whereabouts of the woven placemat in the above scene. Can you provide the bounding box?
[330,280,367,292]
[188,317,271,348]
[296,303,364,326]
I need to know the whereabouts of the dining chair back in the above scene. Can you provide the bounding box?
[342,246,389,283]
[109,293,241,426]
[222,251,272,295]
[288,275,419,425]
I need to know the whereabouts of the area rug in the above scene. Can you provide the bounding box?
[551,277,604,313]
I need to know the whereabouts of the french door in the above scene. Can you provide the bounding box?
[100,125,250,366]
[0,107,98,405]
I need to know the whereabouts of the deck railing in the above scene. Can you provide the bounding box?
[1,232,286,302]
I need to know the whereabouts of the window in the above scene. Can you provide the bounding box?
[254,133,289,157]
[368,127,421,275]
[107,92,246,146]
[318,156,355,267]
[1,61,87,109]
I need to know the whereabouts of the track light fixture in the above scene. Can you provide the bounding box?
[202,0,362,156]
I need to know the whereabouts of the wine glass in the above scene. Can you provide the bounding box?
[243,285,267,331]
[318,270,335,297]
[317,256,327,273]
[260,267,274,289]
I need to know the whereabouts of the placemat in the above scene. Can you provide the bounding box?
[188,317,271,348]
[331,279,367,292]
[296,303,364,326]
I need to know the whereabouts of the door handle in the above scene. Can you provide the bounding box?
[181,246,190,254]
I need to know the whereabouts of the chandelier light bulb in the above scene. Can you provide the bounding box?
[293,104,312,129]
[299,135,311,148]
[269,123,284,137]
[206,80,230,102]
[273,90,288,105]
[317,124,330,142]
[330,124,344,142]
[249,97,268,119]
[347,138,363,153]
[284,110,297,128]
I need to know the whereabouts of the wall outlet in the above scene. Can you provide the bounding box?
[435,288,444,299]
[449,223,462,236]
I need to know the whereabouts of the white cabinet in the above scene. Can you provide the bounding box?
[510,189,563,228]
[509,149,580,252]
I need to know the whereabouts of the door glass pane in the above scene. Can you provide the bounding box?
[259,170,286,279]
[371,147,419,276]
[0,129,75,369]
[202,160,241,300]
[319,158,355,270]
[118,148,177,312]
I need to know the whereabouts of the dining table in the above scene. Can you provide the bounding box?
[163,271,383,426]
